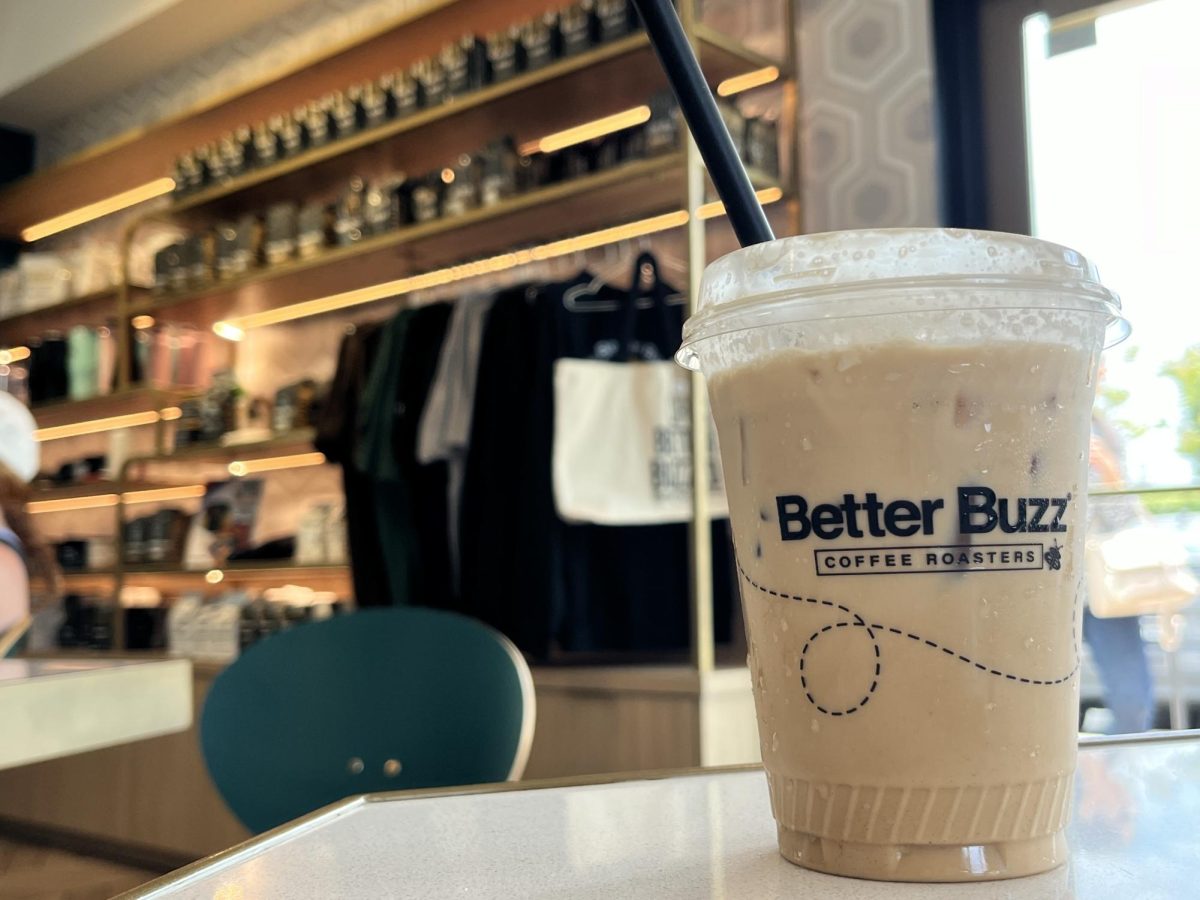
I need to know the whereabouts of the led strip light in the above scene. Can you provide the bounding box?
[29,453,328,514]
[20,178,176,243]
[716,65,780,97]
[519,106,652,155]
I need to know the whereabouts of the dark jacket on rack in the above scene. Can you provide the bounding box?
[459,266,733,658]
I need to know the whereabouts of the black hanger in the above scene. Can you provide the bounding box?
[617,251,675,362]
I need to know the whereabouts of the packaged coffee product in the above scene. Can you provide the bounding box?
[645,91,681,155]
[174,152,198,195]
[516,152,551,192]
[479,138,518,206]
[215,214,262,278]
[363,176,405,235]
[412,59,447,107]
[441,154,479,217]
[124,516,150,564]
[518,12,557,70]
[147,509,190,564]
[174,398,203,448]
[745,114,780,176]
[333,177,366,246]
[330,88,362,138]
[486,28,520,84]
[297,202,330,258]
[384,72,419,118]
[273,379,319,432]
[276,113,303,157]
[562,144,592,179]
[360,81,389,129]
[558,2,594,55]
[591,133,621,171]
[252,122,280,167]
[181,232,214,287]
[594,0,634,41]
[263,202,299,265]
[303,99,334,147]
[409,174,443,223]
[189,144,212,190]
[218,127,252,177]
[440,35,486,97]
[154,243,184,292]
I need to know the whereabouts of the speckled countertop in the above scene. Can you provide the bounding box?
[0,657,192,770]
[128,733,1200,899]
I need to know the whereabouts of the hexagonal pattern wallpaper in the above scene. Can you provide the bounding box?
[798,0,941,231]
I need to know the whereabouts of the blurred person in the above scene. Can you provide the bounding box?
[1084,398,1155,734]
[0,392,58,634]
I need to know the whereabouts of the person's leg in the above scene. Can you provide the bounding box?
[1082,608,1155,733]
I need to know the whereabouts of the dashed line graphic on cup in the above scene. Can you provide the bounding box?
[737,560,1079,716]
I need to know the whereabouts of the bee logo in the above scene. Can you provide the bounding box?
[1045,540,1062,571]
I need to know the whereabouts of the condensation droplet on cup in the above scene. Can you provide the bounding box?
[985,702,997,712]
[780,619,789,632]
[1024,637,1036,650]
[801,437,812,451]
[983,422,992,433]
[771,732,780,752]
[810,719,820,733]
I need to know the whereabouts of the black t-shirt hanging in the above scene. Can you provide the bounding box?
[459,283,563,656]
[544,257,734,653]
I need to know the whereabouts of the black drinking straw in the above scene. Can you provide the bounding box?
[632,0,775,247]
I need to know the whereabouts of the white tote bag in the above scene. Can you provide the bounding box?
[1085,522,1199,619]
[552,357,728,525]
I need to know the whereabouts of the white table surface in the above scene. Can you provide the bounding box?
[126,732,1200,900]
[0,657,193,770]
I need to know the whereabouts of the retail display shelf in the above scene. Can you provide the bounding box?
[0,286,125,342]
[30,480,176,501]
[160,32,782,222]
[125,428,319,469]
[124,562,348,575]
[134,156,783,330]
[29,388,184,435]
[134,154,687,325]
[122,563,351,590]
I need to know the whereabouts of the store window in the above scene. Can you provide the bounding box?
[961,0,1200,733]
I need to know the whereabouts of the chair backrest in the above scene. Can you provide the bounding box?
[200,607,535,833]
[0,616,30,659]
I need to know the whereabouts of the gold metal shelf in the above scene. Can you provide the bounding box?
[122,562,352,593]
[124,563,347,577]
[126,428,318,468]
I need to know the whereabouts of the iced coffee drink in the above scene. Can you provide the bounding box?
[678,229,1127,881]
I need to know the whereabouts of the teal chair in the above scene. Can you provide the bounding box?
[0,616,31,659]
[200,607,536,833]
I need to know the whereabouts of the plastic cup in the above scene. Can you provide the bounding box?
[678,229,1127,881]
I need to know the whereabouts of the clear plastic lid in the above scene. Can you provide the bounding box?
[678,228,1129,369]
